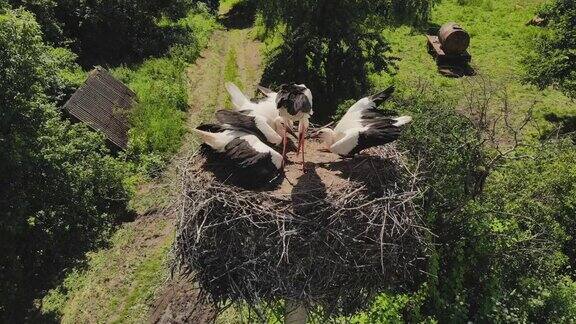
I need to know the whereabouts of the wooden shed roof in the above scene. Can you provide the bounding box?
[64,66,136,150]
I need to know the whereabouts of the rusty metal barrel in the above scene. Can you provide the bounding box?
[438,22,470,55]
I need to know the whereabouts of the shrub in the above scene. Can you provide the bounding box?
[386,81,576,322]
[0,8,131,320]
[461,140,575,323]
[524,0,576,99]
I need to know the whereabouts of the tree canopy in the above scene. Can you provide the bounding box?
[258,0,437,120]
[6,0,208,67]
[0,8,130,320]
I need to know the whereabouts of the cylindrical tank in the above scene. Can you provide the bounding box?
[438,22,470,55]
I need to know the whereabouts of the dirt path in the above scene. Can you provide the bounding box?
[147,5,264,323]
[182,11,263,154]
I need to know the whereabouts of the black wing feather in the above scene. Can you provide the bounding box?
[216,110,257,130]
[360,108,389,120]
[215,109,271,142]
[197,123,226,133]
[224,138,278,172]
[369,86,395,106]
[346,108,403,155]
[349,120,402,155]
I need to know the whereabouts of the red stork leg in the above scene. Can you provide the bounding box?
[301,133,306,170]
[281,124,288,170]
[296,125,302,155]
[297,121,307,171]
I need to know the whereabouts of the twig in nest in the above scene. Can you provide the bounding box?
[172,145,430,321]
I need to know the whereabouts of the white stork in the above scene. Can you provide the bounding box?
[215,109,289,146]
[225,82,295,141]
[275,83,313,169]
[314,86,412,156]
[194,124,283,173]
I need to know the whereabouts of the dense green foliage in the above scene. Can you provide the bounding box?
[370,84,576,322]
[7,0,213,66]
[524,0,576,99]
[0,0,217,319]
[0,8,131,321]
[460,142,576,322]
[257,0,437,121]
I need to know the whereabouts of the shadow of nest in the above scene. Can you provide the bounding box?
[172,145,431,320]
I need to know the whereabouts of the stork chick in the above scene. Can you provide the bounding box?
[315,86,412,156]
[194,124,283,173]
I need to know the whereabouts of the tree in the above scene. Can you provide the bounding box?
[257,0,437,121]
[0,8,130,320]
[7,0,204,67]
[393,80,576,322]
[524,0,576,99]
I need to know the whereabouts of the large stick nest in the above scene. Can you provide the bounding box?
[173,140,431,319]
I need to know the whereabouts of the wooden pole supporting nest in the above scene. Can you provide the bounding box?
[285,300,308,324]
[172,140,431,322]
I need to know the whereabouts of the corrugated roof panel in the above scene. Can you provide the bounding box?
[63,67,136,150]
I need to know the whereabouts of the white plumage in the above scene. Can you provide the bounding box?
[275,83,314,169]
[194,126,283,170]
[225,82,293,142]
[316,86,412,156]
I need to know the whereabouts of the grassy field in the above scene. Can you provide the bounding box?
[374,0,576,129]
[42,218,173,323]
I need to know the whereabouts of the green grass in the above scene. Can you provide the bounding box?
[219,0,244,14]
[41,219,173,323]
[373,0,576,128]
[224,48,242,107]
[112,8,218,176]
[224,48,242,86]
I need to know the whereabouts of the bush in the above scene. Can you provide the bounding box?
[524,0,576,99]
[459,140,575,323]
[0,8,131,320]
[385,81,576,323]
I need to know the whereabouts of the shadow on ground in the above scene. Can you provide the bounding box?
[291,165,327,215]
[219,0,257,30]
